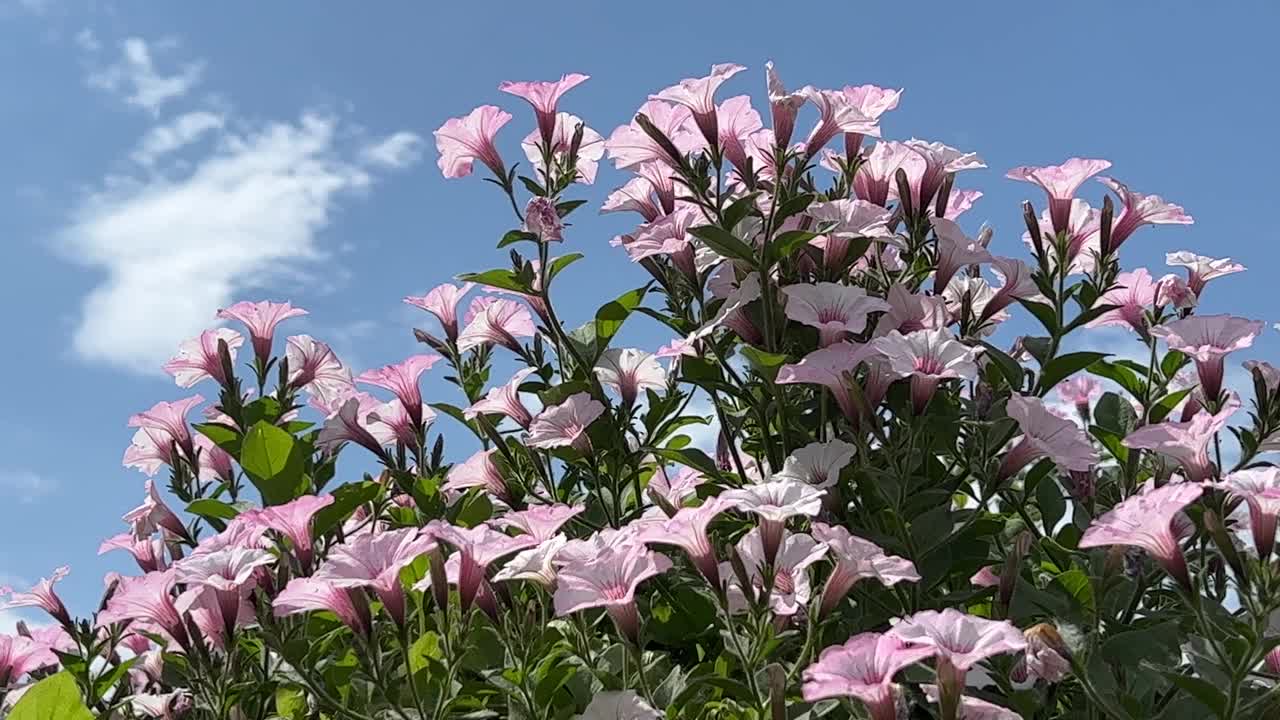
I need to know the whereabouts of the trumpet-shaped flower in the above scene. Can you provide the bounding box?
[606,100,702,170]
[1215,468,1280,558]
[873,328,980,412]
[1150,315,1262,400]
[465,367,536,429]
[999,394,1098,479]
[931,217,993,293]
[637,497,733,586]
[1166,251,1244,298]
[595,348,668,406]
[1099,176,1193,251]
[528,392,605,452]
[901,140,986,209]
[520,112,605,184]
[0,566,71,625]
[124,480,188,541]
[801,632,935,720]
[163,328,242,388]
[777,342,883,421]
[285,335,351,408]
[1122,396,1239,482]
[765,61,805,148]
[716,95,763,172]
[173,547,275,635]
[0,634,59,686]
[1085,268,1162,333]
[839,85,902,157]
[100,533,167,573]
[316,396,390,459]
[922,685,1023,720]
[891,609,1026,709]
[444,448,510,502]
[499,73,589,146]
[782,282,890,347]
[774,440,856,489]
[651,63,746,144]
[555,543,672,643]
[457,298,537,353]
[810,523,919,617]
[314,528,438,626]
[493,504,584,542]
[800,87,880,159]
[492,535,568,589]
[573,691,661,720]
[722,479,825,564]
[355,354,441,429]
[1006,158,1111,234]
[216,300,308,366]
[128,395,204,461]
[435,105,511,179]
[1057,376,1101,418]
[429,523,538,613]
[238,494,334,571]
[853,141,927,207]
[272,577,369,636]
[98,571,188,646]
[404,282,474,341]
[723,528,828,616]
[1079,482,1203,589]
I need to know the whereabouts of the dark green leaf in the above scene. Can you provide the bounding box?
[186,498,239,522]
[240,421,306,505]
[1018,299,1059,335]
[687,225,756,263]
[1039,352,1109,395]
[457,268,531,294]
[593,286,649,357]
[768,230,819,262]
[546,253,584,283]
[773,193,815,225]
[555,199,588,217]
[979,341,1025,391]
[1150,388,1194,423]
[498,230,538,248]
[1036,476,1066,535]
[646,447,722,479]
[1159,671,1228,717]
[1089,360,1146,399]
[312,481,381,536]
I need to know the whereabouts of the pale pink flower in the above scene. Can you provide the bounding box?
[931,217,994,293]
[782,282,890,347]
[574,690,661,720]
[465,367,536,429]
[801,632,934,720]
[922,685,1023,720]
[811,523,919,618]
[238,494,334,571]
[900,140,986,210]
[606,100,703,169]
[272,577,369,636]
[637,497,733,586]
[892,609,1026,711]
[971,566,1001,588]
[190,515,269,557]
[100,532,167,573]
[314,528,437,625]
[777,342,882,421]
[316,396,391,459]
[367,397,435,447]
[981,257,1046,324]
[651,63,746,145]
[123,428,177,477]
[284,334,350,406]
[800,86,881,159]
[0,634,59,686]
[174,546,275,634]
[524,196,564,242]
[493,503,584,542]
[195,435,237,486]
[853,141,926,207]
[999,394,1098,479]
[520,112,604,184]
[623,206,704,281]
[1166,251,1244,297]
[881,284,952,337]
[1017,624,1072,685]
[491,535,568,589]
[499,73,589,147]
[435,105,511,179]
[355,354,441,429]
[1006,158,1112,234]
[873,328,981,413]
[124,480,188,540]
[1022,200,1101,274]
[716,95,763,172]
[944,276,1007,333]
[216,300,308,367]
[1123,396,1239,482]
[404,282,474,342]
[774,440,856,489]
[1151,315,1262,400]
[601,176,662,222]
[1215,468,1280,558]
[556,526,645,568]
[945,189,984,220]
[764,61,805,148]
[647,466,705,511]
[1246,359,1280,395]
[457,298,537,353]
[429,523,538,612]
[687,271,764,345]
[1058,376,1101,419]
[442,448,510,503]
[528,392,605,452]
[806,199,898,268]
[721,479,825,564]
[1099,176,1193,251]
[98,571,188,646]
[723,528,828,616]
[554,542,671,642]
[1085,268,1162,333]
[0,566,71,626]
[127,691,193,719]
[163,328,242,388]
[839,85,902,157]
[128,395,204,462]
[1157,272,1196,310]
[595,348,668,406]
[1080,482,1204,588]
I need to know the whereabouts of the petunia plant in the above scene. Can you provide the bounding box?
[5,62,1280,720]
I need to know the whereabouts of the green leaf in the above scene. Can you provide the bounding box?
[768,230,819,262]
[312,481,381,536]
[1018,299,1059,335]
[1101,621,1181,667]
[194,422,240,453]
[1089,360,1146,399]
[1039,352,1109,395]
[1051,568,1095,613]
[1095,392,1139,435]
[1161,350,1190,380]
[555,198,588,217]
[978,341,1025,391]
[546,253,584,283]
[773,192,815,225]
[498,230,538,248]
[1150,387,1194,423]
[593,286,649,358]
[1036,476,1066,535]
[407,632,443,674]
[9,672,94,720]
[240,421,305,506]
[186,498,239,524]
[722,192,761,231]
[1159,671,1228,717]
[534,661,577,706]
[457,268,531,294]
[275,685,308,720]
[646,447,721,479]
[739,347,791,382]
[687,225,756,263]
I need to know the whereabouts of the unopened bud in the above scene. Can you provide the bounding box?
[1099,195,1115,257]
[894,168,914,219]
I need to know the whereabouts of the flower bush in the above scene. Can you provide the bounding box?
[3,62,1279,720]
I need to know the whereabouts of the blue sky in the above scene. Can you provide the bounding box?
[1,1,1277,622]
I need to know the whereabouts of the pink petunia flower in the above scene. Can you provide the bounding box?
[999,394,1098,479]
[931,217,994,293]
[98,571,189,648]
[774,440,856,489]
[435,105,511,179]
[491,535,568,589]
[1150,315,1263,400]
[173,547,275,636]
[801,632,935,720]
[782,282,890,347]
[595,348,668,406]
[493,504,584,542]
[764,61,805,148]
[1166,251,1244,298]
[716,95,763,173]
[1122,395,1239,482]
[123,480,189,541]
[527,392,605,452]
[601,175,663,222]
[1099,176,1193,251]
[285,335,351,408]
[1006,158,1112,234]
[810,523,919,618]
[891,609,1026,715]
[1022,199,1101,275]
[1215,468,1280,558]
[1085,268,1163,334]
[457,298,537,354]
[900,140,986,210]
[443,448,510,503]
[722,528,828,617]
[355,354,441,430]
[637,497,733,586]
[922,685,1023,720]
[980,257,1045,325]
[313,527,438,626]
[100,533,167,573]
[575,690,661,720]
[163,328,242,388]
[465,367,536,429]
[429,523,539,613]
[216,300,308,368]
[1079,482,1203,589]
[524,196,564,242]
[499,73,589,147]
[944,189,984,220]
[839,85,902,158]
[128,395,204,463]
[272,577,369,636]
[238,494,334,571]
[647,465,705,513]
[605,100,704,170]
[777,342,884,421]
[800,87,880,159]
[1057,376,1102,420]
[873,328,981,413]
[520,112,604,184]
[554,543,672,643]
[853,141,927,207]
[0,633,59,686]
[0,566,71,626]
[721,479,825,565]
[316,396,391,460]
[127,691,193,719]
[651,63,746,146]
[404,282,475,342]
[123,428,177,478]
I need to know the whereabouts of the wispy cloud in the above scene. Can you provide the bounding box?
[131,110,224,166]
[0,469,58,503]
[87,37,204,115]
[360,131,425,170]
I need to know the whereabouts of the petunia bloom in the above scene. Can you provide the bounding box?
[98,571,189,648]
[465,367,536,429]
[1166,251,1244,298]
[764,61,805,148]
[922,685,1023,720]
[651,63,746,146]
[1006,158,1112,234]
[839,85,902,158]
[493,503,584,542]
[853,141,927,207]
[1079,482,1204,589]
[801,632,935,720]
[1022,199,1102,275]
[782,282,890,347]
[456,298,537,354]
[163,328,242,388]
[1122,395,1239,483]
[595,348,668,406]
[605,100,703,170]
[272,577,370,636]
[524,196,564,242]
[492,535,568,589]
[285,334,351,407]
[716,95,763,173]
[124,480,189,541]
[1099,176,1193,251]
[637,497,733,586]
[216,300,308,368]
[555,542,672,643]
[810,524,919,618]
[800,87,880,159]
[721,479,825,565]
[891,609,1027,716]
[499,73,589,147]
[999,394,1098,479]
[238,494,334,571]
[931,217,994,293]
[405,282,474,342]
[573,690,661,720]
[806,199,897,268]
[722,528,828,617]
[901,140,986,210]
[1058,376,1101,420]
[873,328,981,413]
[435,105,511,179]
[777,342,889,420]
[128,395,204,463]
[1085,268,1163,334]
[521,112,605,184]
[313,528,438,626]
[173,547,275,636]
[316,396,391,459]
[0,633,59,686]
[1150,315,1263,400]
[527,392,605,452]
[774,440,856,489]
[0,566,71,626]
[428,523,538,613]
[980,257,1045,325]
[1215,468,1280,558]
[355,354,441,430]
[100,533,167,573]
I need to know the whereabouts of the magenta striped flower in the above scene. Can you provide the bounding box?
[810,523,918,618]
[1099,176,1193,251]
[239,494,334,571]
[404,282,475,342]
[651,63,746,146]
[163,328,242,388]
[1151,315,1262,401]
[637,497,733,586]
[443,449,511,503]
[430,523,538,614]
[435,105,511,179]
[273,577,370,636]
[465,368,536,429]
[1122,395,1239,482]
[457,298,537,354]
[493,504,583,542]
[554,543,671,643]
[528,392,605,453]
[0,566,71,626]
[128,395,204,464]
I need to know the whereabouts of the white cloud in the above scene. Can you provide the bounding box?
[88,37,204,114]
[131,110,224,165]
[359,131,424,169]
[0,470,57,503]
